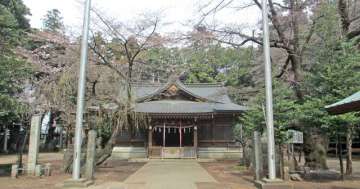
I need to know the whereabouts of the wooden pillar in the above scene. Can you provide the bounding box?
[179,120,182,148]
[59,126,63,149]
[162,122,166,159]
[163,122,166,147]
[211,115,215,144]
[194,126,198,158]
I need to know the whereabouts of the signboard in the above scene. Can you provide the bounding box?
[287,130,303,144]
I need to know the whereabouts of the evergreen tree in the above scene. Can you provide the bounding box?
[42,9,64,33]
[0,0,31,126]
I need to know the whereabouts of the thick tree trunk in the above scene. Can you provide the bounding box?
[303,130,328,169]
[338,134,344,180]
[17,128,29,170]
[96,122,122,165]
[346,125,353,176]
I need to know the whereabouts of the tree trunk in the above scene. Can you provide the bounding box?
[17,127,29,170]
[96,123,121,165]
[303,130,328,169]
[346,125,353,176]
[338,134,344,180]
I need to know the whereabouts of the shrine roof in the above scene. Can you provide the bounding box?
[132,78,247,114]
[325,91,360,115]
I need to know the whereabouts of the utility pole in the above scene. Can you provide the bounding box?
[73,0,91,180]
[261,0,276,180]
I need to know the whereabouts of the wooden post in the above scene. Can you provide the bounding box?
[162,122,166,159]
[194,126,198,158]
[211,115,215,144]
[179,120,182,148]
[59,126,63,149]
[163,122,166,147]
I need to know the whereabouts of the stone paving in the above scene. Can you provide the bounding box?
[123,159,218,189]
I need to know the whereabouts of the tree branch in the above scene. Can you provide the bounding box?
[338,0,350,35]
[89,37,128,80]
[347,29,360,40]
[196,0,234,26]
[300,15,324,55]
[276,56,290,78]
[91,8,127,43]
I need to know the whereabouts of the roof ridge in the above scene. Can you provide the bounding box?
[184,83,224,87]
[131,82,164,86]
[131,81,224,87]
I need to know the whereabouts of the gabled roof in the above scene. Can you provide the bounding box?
[132,79,247,115]
[325,91,360,115]
[135,78,212,103]
[133,79,232,103]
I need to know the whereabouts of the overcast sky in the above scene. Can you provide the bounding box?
[23,0,262,35]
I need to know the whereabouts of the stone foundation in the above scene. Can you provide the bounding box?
[197,147,242,160]
[111,147,147,159]
[111,146,242,160]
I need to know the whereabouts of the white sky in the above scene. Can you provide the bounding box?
[23,0,262,35]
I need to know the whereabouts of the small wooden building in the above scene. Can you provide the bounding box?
[112,78,247,159]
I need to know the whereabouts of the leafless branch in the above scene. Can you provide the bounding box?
[276,56,290,78]
[300,15,324,55]
[273,2,290,9]
[349,15,360,23]
[196,0,235,26]
[347,29,360,39]
[89,35,128,80]
[91,8,127,42]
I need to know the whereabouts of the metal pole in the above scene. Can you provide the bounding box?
[73,0,91,180]
[261,0,276,180]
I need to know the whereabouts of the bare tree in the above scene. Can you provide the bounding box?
[87,8,162,165]
[196,0,328,99]
[192,0,360,169]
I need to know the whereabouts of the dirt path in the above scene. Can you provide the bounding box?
[200,161,256,189]
[201,160,360,189]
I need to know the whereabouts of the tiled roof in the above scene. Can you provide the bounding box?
[132,79,247,114]
[135,100,247,114]
[325,91,360,115]
[88,79,248,115]
[133,80,231,103]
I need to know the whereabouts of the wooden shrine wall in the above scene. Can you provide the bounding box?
[197,115,235,147]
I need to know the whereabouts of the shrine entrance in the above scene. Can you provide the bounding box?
[148,121,198,159]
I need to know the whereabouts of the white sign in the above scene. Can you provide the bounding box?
[287,130,303,144]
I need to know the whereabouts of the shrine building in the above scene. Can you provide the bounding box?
[111,78,247,159]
